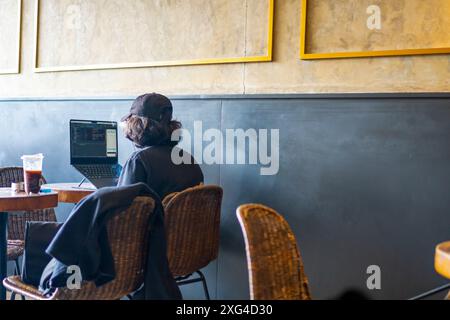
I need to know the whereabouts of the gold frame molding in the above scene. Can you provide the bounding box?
[34,0,274,73]
[0,0,22,74]
[300,0,450,60]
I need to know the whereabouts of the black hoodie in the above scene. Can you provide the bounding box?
[40,183,181,300]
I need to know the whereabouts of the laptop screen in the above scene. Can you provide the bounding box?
[70,120,118,165]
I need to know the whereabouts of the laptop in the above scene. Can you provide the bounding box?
[70,120,120,189]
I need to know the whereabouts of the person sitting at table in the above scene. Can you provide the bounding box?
[118,93,204,198]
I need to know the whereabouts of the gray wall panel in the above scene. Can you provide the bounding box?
[219,97,450,300]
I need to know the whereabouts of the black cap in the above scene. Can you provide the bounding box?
[121,93,173,123]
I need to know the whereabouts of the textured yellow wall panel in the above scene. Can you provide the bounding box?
[0,0,20,73]
[306,0,450,53]
[0,0,448,97]
[37,0,270,69]
[245,0,450,93]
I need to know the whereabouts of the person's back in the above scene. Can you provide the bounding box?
[118,93,203,198]
[119,145,203,199]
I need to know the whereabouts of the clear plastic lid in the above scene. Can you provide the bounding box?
[21,154,44,171]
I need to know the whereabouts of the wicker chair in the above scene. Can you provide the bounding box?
[0,168,57,276]
[3,196,155,300]
[236,204,311,300]
[163,185,223,300]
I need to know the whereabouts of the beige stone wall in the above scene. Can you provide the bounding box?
[0,0,448,98]
[0,0,20,72]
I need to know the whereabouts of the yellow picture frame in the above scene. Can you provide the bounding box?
[34,0,274,73]
[0,0,22,75]
[300,0,450,60]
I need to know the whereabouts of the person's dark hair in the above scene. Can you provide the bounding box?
[124,115,182,148]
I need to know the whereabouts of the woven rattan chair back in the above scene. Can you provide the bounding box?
[163,185,223,277]
[236,204,311,300]
[0,167,57,240]
[52,196,155,300]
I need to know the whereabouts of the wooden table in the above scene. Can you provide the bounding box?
[434,242,450,300]
[42,183,96,204]
[436,242,450,280]
[0,188,58,300]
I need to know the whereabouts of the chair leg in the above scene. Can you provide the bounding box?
[12,258,25,300]
[8,259,19,300]
[409,283,450,300]
[14,258,21,276]
[196,270,210,300]
[175,271,211,300]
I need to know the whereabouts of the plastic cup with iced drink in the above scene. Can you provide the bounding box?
[21,154,44,194]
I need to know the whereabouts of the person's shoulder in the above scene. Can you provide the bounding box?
[125,148,152,164]
[131,146,170,160]
[128,148,145,160]
[131,145,197,163]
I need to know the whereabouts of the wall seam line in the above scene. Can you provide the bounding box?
[242,0,248,95]
[216,98,224,299]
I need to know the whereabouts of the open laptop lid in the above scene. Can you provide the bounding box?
[70,120,118,165]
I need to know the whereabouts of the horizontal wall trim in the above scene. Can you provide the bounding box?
[0,93,449,103]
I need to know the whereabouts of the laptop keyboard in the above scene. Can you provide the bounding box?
[75,165,117,180]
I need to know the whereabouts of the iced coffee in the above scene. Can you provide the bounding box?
[21,154,44,194]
